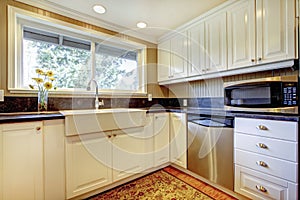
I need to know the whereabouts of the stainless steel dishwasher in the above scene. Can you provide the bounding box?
[187,114,234,190]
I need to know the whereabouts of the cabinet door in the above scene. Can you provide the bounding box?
[256,0,296,63]
[153,113,170,167]
[157,40,171,82]
[65,132,112,199]
[188,22,205,76]
[2,122,44,200]
[170,32,188,79]
[227,0,256,69]
[170,113,187,168]
[43,119,65,200]
[112,127,151,182]
[205,12,227,73]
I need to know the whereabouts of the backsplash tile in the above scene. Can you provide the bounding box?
[0,97,182,113]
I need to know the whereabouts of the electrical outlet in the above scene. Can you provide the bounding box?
[148,93,152,101]
[183,99,187,107]
[0,89,4,102]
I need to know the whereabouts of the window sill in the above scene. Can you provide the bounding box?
[8,88,148,97]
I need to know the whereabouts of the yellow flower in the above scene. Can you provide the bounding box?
[44,82,53,90]
[32,78,43,84]
[46,71,54,77]
[50,77,55,81]
[35,69,44,75]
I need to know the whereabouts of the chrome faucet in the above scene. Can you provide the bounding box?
[87,79,104,109]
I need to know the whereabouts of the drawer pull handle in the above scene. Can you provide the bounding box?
[256,161,268,168]
[256,143,268,149]
[256,125,268,131]
[256,185,267,193]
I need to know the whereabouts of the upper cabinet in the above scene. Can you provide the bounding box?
[157,0,297,84]
[256,0,296,63]
[157,32,188,82]
[204,11,227,73]
[187,21,205,76]
[228,0,296,69]
[227,0,256,69]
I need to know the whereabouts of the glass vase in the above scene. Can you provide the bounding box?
[38,90,48,112]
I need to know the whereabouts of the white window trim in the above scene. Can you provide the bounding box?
[8,6,147,96]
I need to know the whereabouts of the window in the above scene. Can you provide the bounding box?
[8,6,147,94]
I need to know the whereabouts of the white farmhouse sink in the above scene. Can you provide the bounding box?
[60,108,147,136]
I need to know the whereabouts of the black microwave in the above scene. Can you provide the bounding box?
[224,76,298,108]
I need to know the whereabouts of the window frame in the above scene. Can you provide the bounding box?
[8,6,147,96]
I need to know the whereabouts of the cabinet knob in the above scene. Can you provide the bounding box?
[256,161,268,168]
[258,57,262,61]
[36,127,42,132]
[251,59,256,62]
[256,185,267,193]
[107,135,112,138]
[256,143,268,149]
[256,125,268,131]
[113,134,117,137]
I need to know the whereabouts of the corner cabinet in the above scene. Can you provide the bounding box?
[234,117,298,200]
[0,119,65,200]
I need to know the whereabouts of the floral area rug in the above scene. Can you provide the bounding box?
[89,170,212,200]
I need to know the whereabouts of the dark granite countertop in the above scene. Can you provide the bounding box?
[0,112,64,124]
[1,107,299,124]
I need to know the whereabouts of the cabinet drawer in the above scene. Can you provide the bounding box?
[235,133,298,162]
[235,118,297,141]
[235,149,297,182]
[235,165,298,200]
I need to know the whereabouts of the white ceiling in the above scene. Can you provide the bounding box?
[19,0,228,43]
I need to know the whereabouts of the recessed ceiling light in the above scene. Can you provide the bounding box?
[136,22,147,29]
[93,5,106,14]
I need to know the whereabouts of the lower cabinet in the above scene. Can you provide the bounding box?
[0,119,65,200]
[65,125,154,199]
[65,132,113,199]
[170,113,187,168]
[112,127,153,181]
[234,117,298,200]
[153,113,170,167]
[1,122,44,200]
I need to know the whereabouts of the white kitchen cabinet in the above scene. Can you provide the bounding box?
[1,121,44,200]
[0,125,3,200]
[157,33,188,82]
[187,21,205,76]
[227,0,256,69]
[170,32,188,79]
[65,132,113,199]
[44,119,65,200]
[204,11,227,73]
[256,0,296,63]
[170,113,187,169]
[112,127,153,182]
[228,0,296,69]
[153,113,170,167]
[234,117,298,200]
[157,40,171,82]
